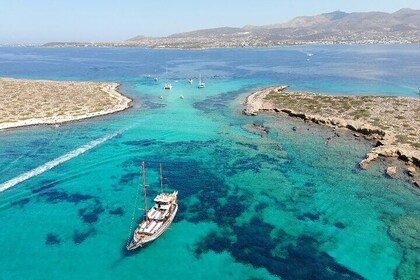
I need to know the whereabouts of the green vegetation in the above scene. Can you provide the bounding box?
[264,90,420,151]
[349,109,370,119]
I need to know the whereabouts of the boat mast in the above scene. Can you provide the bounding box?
[142,161,148,219]
[160,163,164,193]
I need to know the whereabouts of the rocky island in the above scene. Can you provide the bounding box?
[0,78,132,130]
[243,86,420,186]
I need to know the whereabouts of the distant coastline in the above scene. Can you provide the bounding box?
[0,78,132,130]
[38,41,420,50]
[243,86,420,187]
[39,8,420,49]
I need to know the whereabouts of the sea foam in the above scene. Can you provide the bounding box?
[0,131,121,192]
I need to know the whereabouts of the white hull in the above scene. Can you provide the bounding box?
[127,203,178,250]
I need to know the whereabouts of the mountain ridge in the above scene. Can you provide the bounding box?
[45,9,420,48]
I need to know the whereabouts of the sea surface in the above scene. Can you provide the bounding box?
[0,45,419,280]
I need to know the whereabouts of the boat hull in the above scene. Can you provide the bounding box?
[127,203,178,250]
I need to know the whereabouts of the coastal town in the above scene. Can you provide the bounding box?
[41,34,419,49]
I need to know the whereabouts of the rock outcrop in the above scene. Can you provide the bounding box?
[359,144,420,169]
[241,123,270,136]
[242,86,420,187]
[386,166,397,178]
[407,166,416,177]
[242,86,288,116]
[278,108,388,141]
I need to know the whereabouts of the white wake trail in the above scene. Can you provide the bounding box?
[0,131,121,193]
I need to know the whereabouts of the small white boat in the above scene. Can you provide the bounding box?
[180,95,184,99]
[154,77,158,82]
[163,83,172,90]
[159,95,163,99]
[188,79,193,84]
[198,74,205,88]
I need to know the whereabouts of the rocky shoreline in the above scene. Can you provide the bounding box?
[0,78,132,130]
[243,86,420,187]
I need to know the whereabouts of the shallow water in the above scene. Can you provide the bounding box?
[0,45,419,280]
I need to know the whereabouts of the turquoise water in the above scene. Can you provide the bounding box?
[0,45,419,280]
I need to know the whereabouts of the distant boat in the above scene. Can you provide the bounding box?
[188,79,193,84]
[163,83,172,90]
[154,77,158,82]
[159,95,163,99]
[197,74,205,88]
[126,162,178,250]
[180,95,184,99]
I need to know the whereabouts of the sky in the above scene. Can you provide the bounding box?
[1,0,419,44]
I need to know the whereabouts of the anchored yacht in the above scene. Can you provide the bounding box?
[126,162,178,250]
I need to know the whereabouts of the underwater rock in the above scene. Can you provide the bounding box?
[333,222,346,229]
[388,216,420,279]
[73,228,96,244]
[109,207,125,216]
[11,198,30,208]
[253,123,269,134]
[45,233,60,245]
[242,123,269,136]
[388,216,420,249]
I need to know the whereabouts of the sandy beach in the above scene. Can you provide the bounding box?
[243,86,420,186]
[0,78,132,130]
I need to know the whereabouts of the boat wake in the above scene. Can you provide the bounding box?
[0,131,121,193]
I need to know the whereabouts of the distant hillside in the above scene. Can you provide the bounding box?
[45,9,420,48]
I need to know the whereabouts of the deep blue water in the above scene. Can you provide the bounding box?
[0,45,419,280]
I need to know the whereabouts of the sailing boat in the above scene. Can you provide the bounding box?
[163,83,173,90]
[126,162,178,250]
[197,74,206,88]
[163,66,172,89]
